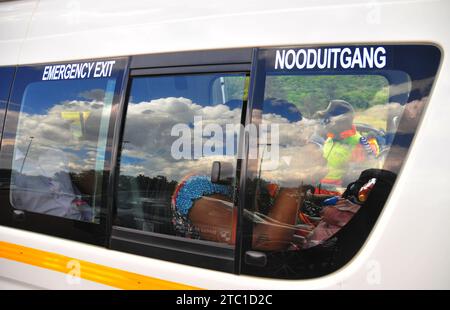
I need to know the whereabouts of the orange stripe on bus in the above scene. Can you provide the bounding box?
[0,241,201,290]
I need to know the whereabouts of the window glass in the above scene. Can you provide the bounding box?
[243,45,441,279]
[4,61,124,223]
[117,73,247,245]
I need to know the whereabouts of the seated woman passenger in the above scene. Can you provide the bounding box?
[171,98,314,251]
[171,167,395,253]
[11,148,92,221]
[171,174,306,251]
[171,140,329,251]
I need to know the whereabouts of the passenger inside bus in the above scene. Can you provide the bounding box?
[170,99,399,252]
[11,142,92,221]
[10,109,100,222]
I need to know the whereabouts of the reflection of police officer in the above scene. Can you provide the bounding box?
[314,100,379,194]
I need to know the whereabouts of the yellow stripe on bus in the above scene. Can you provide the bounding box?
[0,241,201,290]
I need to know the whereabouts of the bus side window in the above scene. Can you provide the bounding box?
[0,63,124,224]
[116,73,247,244]
[242,45,441,279]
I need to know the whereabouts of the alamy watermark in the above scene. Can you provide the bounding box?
[66,259,81,285]
[170,116,281,170]
[366,259,381,285]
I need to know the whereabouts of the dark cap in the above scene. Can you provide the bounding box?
[314,100,354,119]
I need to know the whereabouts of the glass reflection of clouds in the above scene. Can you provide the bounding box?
[121,98,242,180]
[10,77,117,222]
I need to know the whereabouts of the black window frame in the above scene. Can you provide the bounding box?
[108,48,254,273]
[0,57,129,246]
